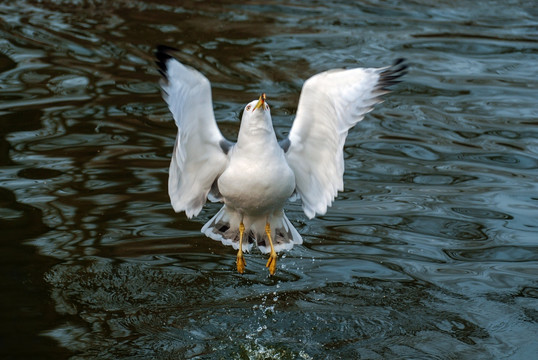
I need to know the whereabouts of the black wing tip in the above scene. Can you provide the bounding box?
[392,57,406,66]
[377,58,408,91]
[155,45,179,78]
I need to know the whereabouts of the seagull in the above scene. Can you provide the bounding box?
[155,45,407,275]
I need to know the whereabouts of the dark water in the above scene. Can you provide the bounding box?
[1,0,537,359]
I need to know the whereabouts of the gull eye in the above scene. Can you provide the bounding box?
[246,105,251,111]
[265,104,270,110]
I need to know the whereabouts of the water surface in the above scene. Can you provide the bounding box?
[1,0,537,359]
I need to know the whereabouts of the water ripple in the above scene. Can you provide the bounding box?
[2,0,538,358]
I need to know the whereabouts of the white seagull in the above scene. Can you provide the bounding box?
[156,45,407,275]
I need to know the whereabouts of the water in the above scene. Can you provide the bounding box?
[1,0,537,358]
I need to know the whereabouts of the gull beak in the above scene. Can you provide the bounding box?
[253,93,266,111]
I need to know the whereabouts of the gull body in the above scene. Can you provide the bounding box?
[155,45,407,275]
[219,98,295,217]
[215,97,298,254]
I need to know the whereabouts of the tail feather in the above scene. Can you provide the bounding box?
[258,213,302,254]
[201,206,302,254]
[201,206,256,252]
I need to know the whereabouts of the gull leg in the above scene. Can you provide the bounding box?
[236,222,246,274]
[265,223,278,275]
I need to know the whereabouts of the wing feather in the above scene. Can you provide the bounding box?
[156,45,230,218]
[285,59,407,218]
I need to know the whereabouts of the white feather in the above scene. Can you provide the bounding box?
[286,66,388,219]
[162,56,229,218]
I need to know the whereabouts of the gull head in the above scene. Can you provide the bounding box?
[240,93,273,134]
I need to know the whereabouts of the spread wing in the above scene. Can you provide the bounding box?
[156,45,232,218]
[284,58,407,218]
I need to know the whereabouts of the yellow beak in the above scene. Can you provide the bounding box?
[253,93,266,111]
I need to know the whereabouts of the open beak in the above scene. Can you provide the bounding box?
[253,93,266,111]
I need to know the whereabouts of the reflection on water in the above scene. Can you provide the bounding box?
[1,0,537,358]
